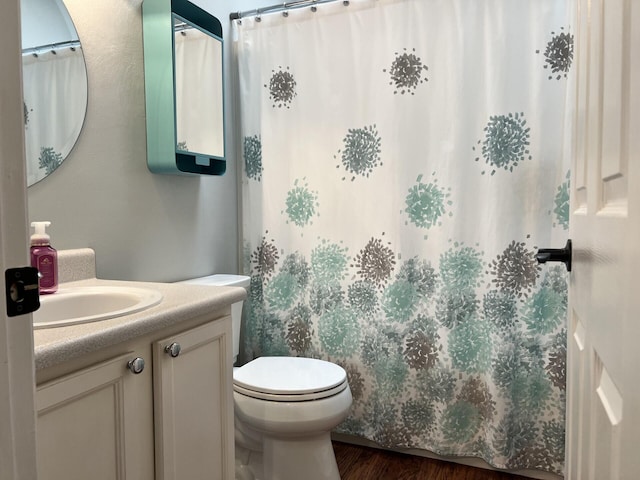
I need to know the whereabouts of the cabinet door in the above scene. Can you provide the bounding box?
[36,350,154,480]
[153,318,234,480]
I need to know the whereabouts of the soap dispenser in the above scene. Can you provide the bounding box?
[30,221,58,294]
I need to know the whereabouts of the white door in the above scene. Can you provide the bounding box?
[0,0,38,478]
[567,0,640,478]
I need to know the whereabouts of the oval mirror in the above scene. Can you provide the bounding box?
[20,0,88,187]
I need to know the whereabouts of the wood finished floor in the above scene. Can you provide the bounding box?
[333,442,531,480]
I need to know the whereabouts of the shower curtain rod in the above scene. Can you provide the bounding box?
[22,40,81,57]
[230,0,349,20]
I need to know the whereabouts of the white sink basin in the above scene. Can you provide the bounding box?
[33,286,163,329]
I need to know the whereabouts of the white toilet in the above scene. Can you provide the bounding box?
[180,274,352,480]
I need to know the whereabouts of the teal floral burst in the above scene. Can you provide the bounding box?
[280,252,310,289]
[404,173,452,229]
[244,135,263,181]
[335,125,382,181]
[441,401,483,444]
[396,257,438,298]
[417,366,456,404]
[554,170,570,229]
[448,316,493,373]
[264,272,303,311]
[311,240,349,285]
[381,280,419,322]
[439,244,484,291]
[283,178,319,227]
[38,147,63,175]
[401,399,436,437]
[372,352,409,397]
[473,112,532,175]
[318,305,360,357]
[521,285,566,335]
[347,280,379,316]
[483,290,518,332]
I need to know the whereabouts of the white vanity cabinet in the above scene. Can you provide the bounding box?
[36,348,155,480]
[153,319,234,480]
[35,314,234,480]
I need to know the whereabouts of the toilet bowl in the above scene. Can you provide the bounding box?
[179,275,352,480]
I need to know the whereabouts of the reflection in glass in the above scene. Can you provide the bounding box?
[173,16,224,160]
[21,0,88,187]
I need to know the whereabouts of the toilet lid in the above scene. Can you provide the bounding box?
[233,357,348,402]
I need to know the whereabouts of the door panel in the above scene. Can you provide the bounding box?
[568,0,640,479]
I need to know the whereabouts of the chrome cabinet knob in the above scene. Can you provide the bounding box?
[165,342,181,358]
[127,357,145,374]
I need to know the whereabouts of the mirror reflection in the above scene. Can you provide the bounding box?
[173,16,224,160]
[21,0,88,187]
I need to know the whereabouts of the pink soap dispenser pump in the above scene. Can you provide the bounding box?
[30,221,58,294]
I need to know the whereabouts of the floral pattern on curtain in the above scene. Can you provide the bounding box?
[234,0,572,473]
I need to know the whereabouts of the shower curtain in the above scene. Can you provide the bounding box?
[234,0,572,474]
[174,27,224,155]
[22,46,87,186]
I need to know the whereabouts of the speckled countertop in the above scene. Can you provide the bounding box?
[33,277,246,371]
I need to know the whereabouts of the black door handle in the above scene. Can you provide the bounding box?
[536,239,572,272]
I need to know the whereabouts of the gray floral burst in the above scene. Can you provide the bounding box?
[24,101,30,126]
[383,47,429,95]
[250,235,279,279]
[488,240,540,298]
[265,66,297,108]
[538,28,574,80]
[353,237,396,289]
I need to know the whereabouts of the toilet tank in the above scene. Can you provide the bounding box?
[178,274,250,364]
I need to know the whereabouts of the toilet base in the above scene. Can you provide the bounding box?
[264,432,340,480]
[236,432,340,480]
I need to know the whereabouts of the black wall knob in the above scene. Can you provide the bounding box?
[536,239,572,272]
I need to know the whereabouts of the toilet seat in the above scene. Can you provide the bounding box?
[233,356,348,402]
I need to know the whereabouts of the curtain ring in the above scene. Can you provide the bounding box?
[282,4,289,17]
[343,0,350,5]
[310,0,317,11]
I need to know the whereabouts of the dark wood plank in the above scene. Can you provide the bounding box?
[333,441,532,480]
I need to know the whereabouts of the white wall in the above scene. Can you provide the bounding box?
[27,0,254,282]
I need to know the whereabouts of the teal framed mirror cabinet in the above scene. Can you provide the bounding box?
[143,0,225,175]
